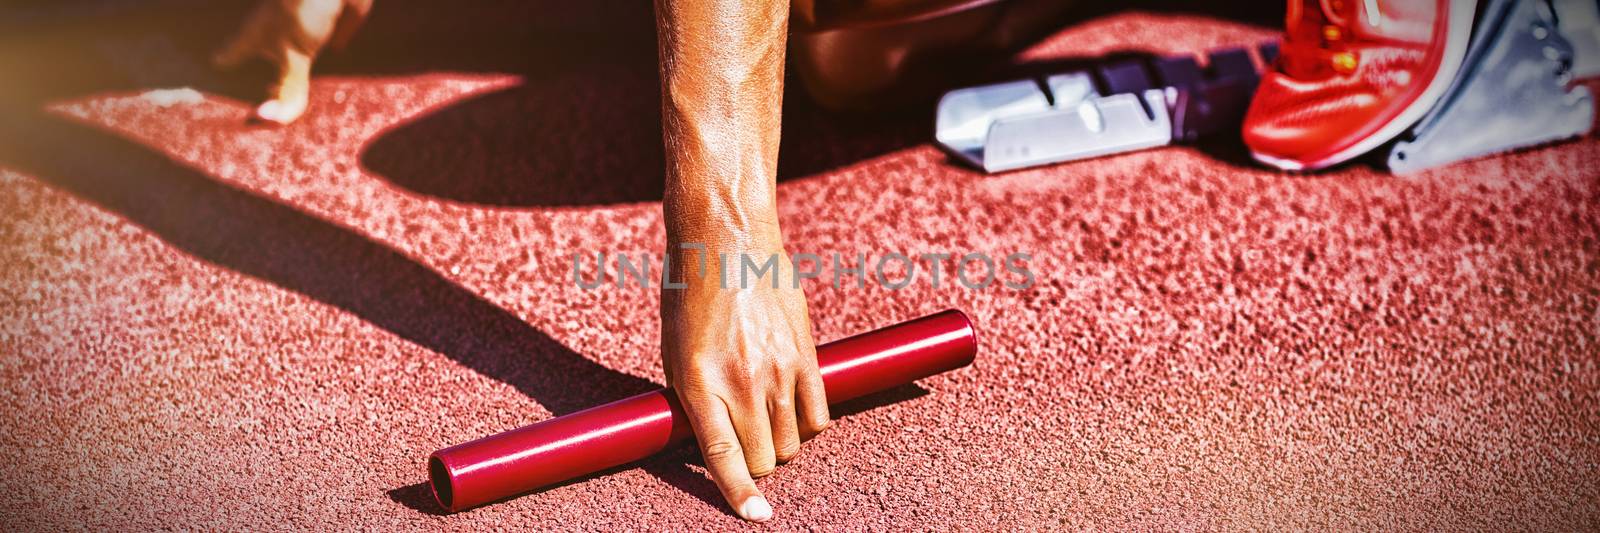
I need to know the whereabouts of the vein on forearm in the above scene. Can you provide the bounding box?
[654,0,788,247]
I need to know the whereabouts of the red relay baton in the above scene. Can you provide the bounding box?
[428,309,979,512]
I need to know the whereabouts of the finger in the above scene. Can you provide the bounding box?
[788,313,830,441]
[682,393,773,522]
[768,379,802,464]
[732,391,778,479]
[795,361,831,441]
[255,48,312,125]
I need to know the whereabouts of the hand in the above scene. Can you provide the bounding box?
[661,240,830,522]
[213,0,372,124]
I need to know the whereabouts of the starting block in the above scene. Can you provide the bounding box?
[938,0,1599,174]
[1388,0,1596,173]
[935,44,1274,173]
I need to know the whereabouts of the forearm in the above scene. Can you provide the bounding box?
[652,5,822,521]
[654,0,789,250]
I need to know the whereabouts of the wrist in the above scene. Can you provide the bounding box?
[664,201,783,253]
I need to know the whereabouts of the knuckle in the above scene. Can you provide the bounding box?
[810,408,832,427]
[702,440,741,462]
[727,377,766,405]
[702,358,755,390]
[805,412,832,435]
[736,381,765,403]
[748,459,776,478]
[772,352,799,373]
[775,442,801,463]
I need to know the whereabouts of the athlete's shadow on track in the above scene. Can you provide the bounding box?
[0,111,659,417]
[1,0,1278,516]
[0,109,934,515]
[0,0,941,513]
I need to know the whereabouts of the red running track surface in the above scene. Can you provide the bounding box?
[1,2,1598,530]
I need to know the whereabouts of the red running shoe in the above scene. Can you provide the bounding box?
[1243,0,1477,171]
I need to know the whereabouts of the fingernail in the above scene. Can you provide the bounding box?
[255,101,289,124]
[255,100,302,125]
[740,496,773,522]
